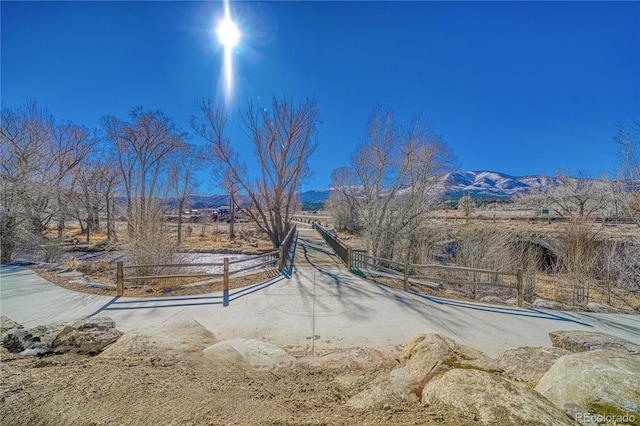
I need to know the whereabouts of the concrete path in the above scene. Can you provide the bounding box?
[1,228,639,357]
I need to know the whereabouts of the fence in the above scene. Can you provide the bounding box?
[315,224,349,264]
[319,226,524,307]
[115,225,297,297]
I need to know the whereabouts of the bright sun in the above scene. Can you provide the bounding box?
[216,1,240,102]
[216,15,240,49]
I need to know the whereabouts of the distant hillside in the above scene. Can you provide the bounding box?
[440,171,556,201]
[299,171,558,205]
[179,171,598,209]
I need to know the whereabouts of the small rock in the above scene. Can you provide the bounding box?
[532,299,567,310]
[37,263,63,270]
[85,282,116,290]
[71,317,116,331]
[57,271,85,279]
[52,327,122,354]
[19,348,50,357]
[479,296,503,304]
[3,329,34,354]
[124,285,155,293]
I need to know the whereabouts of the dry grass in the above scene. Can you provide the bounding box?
[30,219,280,298]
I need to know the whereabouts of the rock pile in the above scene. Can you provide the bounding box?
[346,333,575,425]
[3,315,639,425]
[1,316,122,356]
[346,331,640,425]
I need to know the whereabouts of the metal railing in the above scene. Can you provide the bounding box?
[352,250,523,307]
[316,226,524,307]
[315,224,349,265]
[115,224,297,297]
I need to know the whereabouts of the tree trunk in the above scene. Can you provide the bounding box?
[177,200,184,246]
[229,190,236,240]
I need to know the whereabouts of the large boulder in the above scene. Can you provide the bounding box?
[549,330,640,356]
[203,338,296,370]
[496,346,571,386]
[421,369,576,426]
[536,349,640,425]
[347,333,502,409]
[100,320,217,360]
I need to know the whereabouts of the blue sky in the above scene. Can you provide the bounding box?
[2,1,639,193]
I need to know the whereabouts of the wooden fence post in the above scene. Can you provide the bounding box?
[116,261,124,297]
[516,268,524,307]
[347,248,352,270]
[223,257,230,291]
[403,258,409,291]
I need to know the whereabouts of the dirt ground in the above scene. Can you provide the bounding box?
[0,347,473,426]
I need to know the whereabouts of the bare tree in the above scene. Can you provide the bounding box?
[103,107,187,265]
[50,122,95,240]
[458,194,475,218]
[529,171,609,219]
[1,100,91,262]
[1,100,57,244]
[614,121,640,226]
[190,95,319,248]
[72,151,122,243]
[329,107,454,260]
[169,144,200,246]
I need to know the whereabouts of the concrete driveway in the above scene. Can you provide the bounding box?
[2,230,639,357]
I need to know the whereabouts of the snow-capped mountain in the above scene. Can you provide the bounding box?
[183,171,603,208]
[300,171,561,204]
[441,171,552,200]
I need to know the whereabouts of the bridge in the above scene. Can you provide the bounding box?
[1,227,639,357]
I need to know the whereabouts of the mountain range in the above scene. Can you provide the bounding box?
[301,171,558,205]
[439,171,555,200]
[176,171,579,210]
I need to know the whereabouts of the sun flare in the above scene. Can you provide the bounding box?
[216,1,240,103]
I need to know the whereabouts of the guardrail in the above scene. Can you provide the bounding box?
[315,224,349,265]
[115,224,297,297]
[352,251,523,307]
[316,225,524,307]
